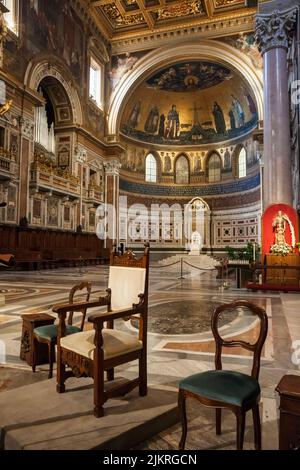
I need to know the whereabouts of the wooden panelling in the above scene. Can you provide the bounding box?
[0,225,104,265]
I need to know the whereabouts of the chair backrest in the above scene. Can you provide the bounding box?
[109,243,149,311]
[211,300,268,380]
[67,281,92,330]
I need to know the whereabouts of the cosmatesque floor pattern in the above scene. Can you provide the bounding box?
[0,263,299,450]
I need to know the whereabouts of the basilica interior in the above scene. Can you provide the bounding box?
[0,0,300,452]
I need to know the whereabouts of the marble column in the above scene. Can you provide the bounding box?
[103,159,121,249]
[256,7,297,209]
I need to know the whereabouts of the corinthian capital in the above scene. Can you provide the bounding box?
[255,8,297,55]
[104,159,121,176]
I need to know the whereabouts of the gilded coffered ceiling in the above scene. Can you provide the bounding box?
[89,0,257,41]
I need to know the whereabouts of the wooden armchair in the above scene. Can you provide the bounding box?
[53,243,150,418]
[32,281,92,378]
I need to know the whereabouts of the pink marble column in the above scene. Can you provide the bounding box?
[256,8,297,209]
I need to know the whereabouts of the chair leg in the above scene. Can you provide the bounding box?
[56,346,65,394]
[236,410,246,450]
[94,366,105,418]
[48,342,55,379]
[106,368,114,382]
[139,351,147,396]
[216,408,222,435]
[178,389,188,450]
[32,336,37,373]
[252,404,261,450]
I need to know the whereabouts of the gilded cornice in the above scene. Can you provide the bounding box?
[88,0,256,50]
[111,11,256,54]
[113,8,256,42]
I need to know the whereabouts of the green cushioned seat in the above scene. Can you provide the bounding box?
[34,324,81,341]
[179,370,260,407]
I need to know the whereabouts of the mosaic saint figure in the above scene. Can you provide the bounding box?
[231,95,245,127]
[128,101,141,129]
[194,156,201,172]
[212,102,226,134]
[244,91,257,116]
[165,105,180,139]
[229,108,236,130]
[164,154,171,172]
[159,114,165,137]
[224,149,231,169]
[144,106,159,134]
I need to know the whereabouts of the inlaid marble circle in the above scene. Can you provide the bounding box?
[131,300,239,335]
[0,288,30,294]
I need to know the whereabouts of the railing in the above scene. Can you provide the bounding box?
[150,258,217,280]
[30,165,81,196]
[0,157,10,171]
[87,184,103,203]
[0,149,16,174]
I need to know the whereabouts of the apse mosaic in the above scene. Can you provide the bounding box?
[121,61,258,146]
[146,62,232,93]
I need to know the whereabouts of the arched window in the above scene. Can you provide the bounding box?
[208,153,221,183]
[238,148,247,178]
[175,155,189,184]
[3,0,19,36]
[145,153,157,182]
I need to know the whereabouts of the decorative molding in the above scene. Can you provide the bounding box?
[91,0,255,45]
[19,117,34,140]
[104,159,121,176]
[61,348,93,378]
[255,8,298,54]
[74,145,87,164]
[111,15,255,54]
[24,61,83,126]
[156,1,204,20]
[120,173,260,198]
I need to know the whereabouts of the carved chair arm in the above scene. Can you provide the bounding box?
[89,293,145,325]
[53,290,111,315]
[88,305,145,325]
[54,290,111,339]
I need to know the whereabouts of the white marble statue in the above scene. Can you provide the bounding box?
[189,231,202,255]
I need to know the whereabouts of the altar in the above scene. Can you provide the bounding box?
[265,254,300,286]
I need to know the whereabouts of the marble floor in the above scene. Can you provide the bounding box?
[0,261,299,450]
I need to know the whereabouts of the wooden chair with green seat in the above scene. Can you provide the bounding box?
[178,300,268,450]
[32,282,92,379]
